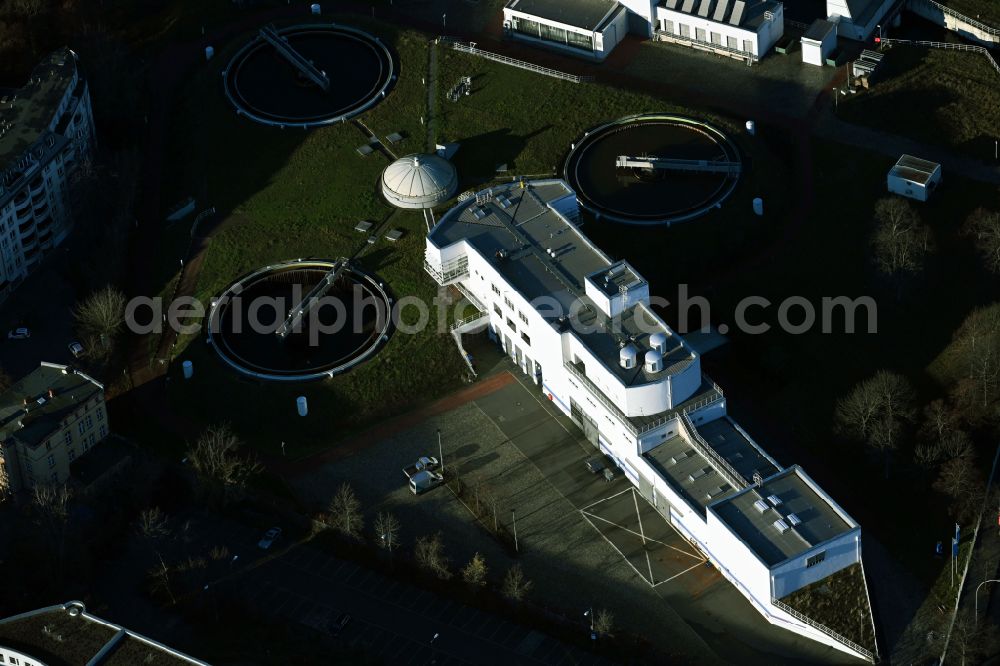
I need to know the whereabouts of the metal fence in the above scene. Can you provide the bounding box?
[771,598,877,663]
[679,412,748,490]
[881,38,1000,76]
[921,0,1000,36]
[440,38,594,83]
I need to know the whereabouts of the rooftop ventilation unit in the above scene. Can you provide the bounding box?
[645,349,663,374]
[787,513,802,526]
[773,519,790,533]
[767,494,782,506]
[669,450,692,465]
[649,331,667,354]
[753,499,769,513]
[688,467,711,481]
[619,344,638,370]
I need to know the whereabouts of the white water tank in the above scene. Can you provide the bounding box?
[311,3,321,14]
[753,198,764,216]
[649,332,667,354]
[619,344,638,369]
[204,46,214,61]
[645,349,664,374]
[296,396,308,417]
[182,360,193,379]
[745,120,755,135]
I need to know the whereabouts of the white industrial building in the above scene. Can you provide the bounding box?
[425,179,877,663]
[655,0,785,61]
[0,48,95,303]
[887,154,942,202]
[801,18,837,65]
[826,0,897,40]
[503,0,634,60]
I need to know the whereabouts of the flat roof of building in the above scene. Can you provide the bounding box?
[710,466,858,567]
[0,363,103,449]
[644,433,738,512]
[506,0,620,31]
[695,417,780,482]
[429,180,694,387]
[659,0,782,30]
[0,48,77,167]
[890,154,941,185]
[803,18,837,41]
[0,602,207,666]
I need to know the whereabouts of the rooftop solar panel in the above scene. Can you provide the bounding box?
[681,0,696,13]
[729,0,745,24]
[713,0,731,21]
[697,0,712,17]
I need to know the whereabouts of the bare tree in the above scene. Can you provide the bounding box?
[945,305,1000,415]
[187,425,263,505]
[870,197,931,296]
[0,366,12,394]
[74,285,127,357]
[835,370,916,476]
[374,511,400,552]
[933,454,984,523]
[135,506,171,552]
[0,459,10,500]
[148,555,176,605]
[461,552,488,587]
[327,483,364,540]
[915,401,970,466]
[8,0,49,17]
[415,533,451,580]
[32,484,73,568]
[594,608,614,636]
[947,610,999,665]
[501,564,532,602]
[964,207,1000,274]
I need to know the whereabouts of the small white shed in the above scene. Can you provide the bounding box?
[801,19,836,66]
[887,155,942,202]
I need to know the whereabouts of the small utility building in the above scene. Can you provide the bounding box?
[888,154,942,202]
[503,0,630,60]
[801,19,836,66]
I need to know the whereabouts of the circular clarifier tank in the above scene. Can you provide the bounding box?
[207,260,393,382]
[223,23,395,127]
[564,114,742,226]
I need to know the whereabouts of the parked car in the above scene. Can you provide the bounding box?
[409,470,444,495]
[328,612,351,636]
[68,341,84,357]
[7,327,30,340]
[402,455,439,479]
[585,457,607,474]
[257,526,282,550]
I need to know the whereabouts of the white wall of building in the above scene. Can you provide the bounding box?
[887,171,941,202]
[771,530,861,598]
[655,4,784,57]
[503,6,626,61]
[827,0,896,39]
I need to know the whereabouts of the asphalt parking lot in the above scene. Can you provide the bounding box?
[581,487,705,588]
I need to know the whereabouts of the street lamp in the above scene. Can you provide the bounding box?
[430,632,440,664]
[975,579,1000,621]
[437,428,444,474]
[584,607,596,641]
[442,13,447,29]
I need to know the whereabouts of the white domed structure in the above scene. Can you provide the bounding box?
[381,154,458,209]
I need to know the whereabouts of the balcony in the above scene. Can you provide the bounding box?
[21,232,38,249]
[28,177,44,196]
[423,255,469,286]
[18,219,35,235]
[13,194,30,212]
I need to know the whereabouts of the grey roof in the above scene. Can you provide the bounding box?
[695,417,779,482]
[0,363,103,449]
[710,466,858,567]
[658,0,782,29]
[803,18,837,42]
[429,180,696,387]
[506,0,620,31]
[890,154,940,185]
[644,433,738,512]
[838,0,886,26]
[0,48,77,167]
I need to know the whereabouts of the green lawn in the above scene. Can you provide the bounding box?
[840,45,1000,161]
[161,20,466,455]
[780,563,877,655]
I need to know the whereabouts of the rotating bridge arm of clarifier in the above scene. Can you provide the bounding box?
[259,24,331,92]
[614,155,741,175]
[275,260,349,339]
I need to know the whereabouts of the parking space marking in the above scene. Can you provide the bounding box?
[579,509,698,557]
[654,560,708,588]
[579,510,654,586]
[579,487,634,512]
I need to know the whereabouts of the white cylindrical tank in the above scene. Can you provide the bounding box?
[649,332,667,354]
[745,120,755,135]
[311,3,321,14]
[296,396,308,417]
[645,350,663,374]
[619,344,638,369]
[182,360,193,379]
[753,198,764,216]
[205,46,214,61]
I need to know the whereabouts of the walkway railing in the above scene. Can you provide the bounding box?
[654,30,758,64]
[771,598,877,663]
[679,411,747,490]
[881,38,1000,76]
[920,0,1000,36]
[439,38,594,83]
[454,281,486,313]
[423,255,469,285]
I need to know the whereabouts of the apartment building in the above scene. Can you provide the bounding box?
[0,48,95,303]
[0,362,108,494]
